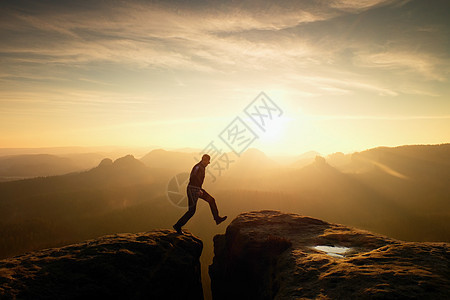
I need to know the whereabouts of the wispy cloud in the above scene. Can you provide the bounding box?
[1,0,435,71]
[329,0,409,12]
[1,0,446,102]
[285,73,399,97]
[0,1,448,101]
[308,114,450,121]
[354,51,448,81]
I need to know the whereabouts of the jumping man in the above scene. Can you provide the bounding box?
[173,154,227,233]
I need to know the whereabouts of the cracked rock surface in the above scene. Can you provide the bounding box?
[0,230,203,300]
[209,210,449,299]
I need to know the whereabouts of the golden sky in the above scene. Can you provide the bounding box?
[1,0,449,155]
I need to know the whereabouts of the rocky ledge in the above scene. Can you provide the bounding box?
[0,230,203,299]
[209,210,449,299]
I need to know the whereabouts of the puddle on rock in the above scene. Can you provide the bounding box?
[312,245,351,258]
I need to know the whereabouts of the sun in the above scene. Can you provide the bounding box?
[258,115,288,143]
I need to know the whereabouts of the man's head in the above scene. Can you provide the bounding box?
[201,154,211,167]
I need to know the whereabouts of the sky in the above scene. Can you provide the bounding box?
[1,0,449,156]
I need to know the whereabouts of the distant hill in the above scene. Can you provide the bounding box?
[0,154,173,259]
[332,144,450,181]
[326,151,352,168]
[141,148,280,178]
[291,151,321,168]
[216,144,450,242]
[0,155,150,204]
[225,148,279,178]
[0,146,156,157]
[140,149,197,172]
[0,153,103,181]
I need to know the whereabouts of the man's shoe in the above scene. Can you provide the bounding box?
[173,224,182,234]
[215,216,227,225]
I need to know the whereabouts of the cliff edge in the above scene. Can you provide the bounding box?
[209,210,449,299]
[0,230,203,299]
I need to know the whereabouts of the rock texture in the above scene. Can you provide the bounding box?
[209,210,450,299]
[0,230,203,299]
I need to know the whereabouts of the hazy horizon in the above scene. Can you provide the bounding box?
[2,142,447,159]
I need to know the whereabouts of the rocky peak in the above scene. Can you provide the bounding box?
[113,154,143,167]
[209,210,450,299]
[95,155,145,170]
[0,230,203,299]
[98,158,113,167]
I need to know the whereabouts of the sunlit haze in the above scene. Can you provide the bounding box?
[1,0,449,156]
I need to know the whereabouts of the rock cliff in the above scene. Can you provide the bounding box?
[209,210,449,299]
[0,230,203,299]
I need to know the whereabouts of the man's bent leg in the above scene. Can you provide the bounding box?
[199,189,220,221]
[175,187,199,228]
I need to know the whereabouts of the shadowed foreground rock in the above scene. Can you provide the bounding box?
[0,230,203,299]
[209,210,450,299]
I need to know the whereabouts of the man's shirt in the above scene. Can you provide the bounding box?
[188,161,205,188]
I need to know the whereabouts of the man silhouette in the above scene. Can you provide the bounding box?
[173,154,227,234]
